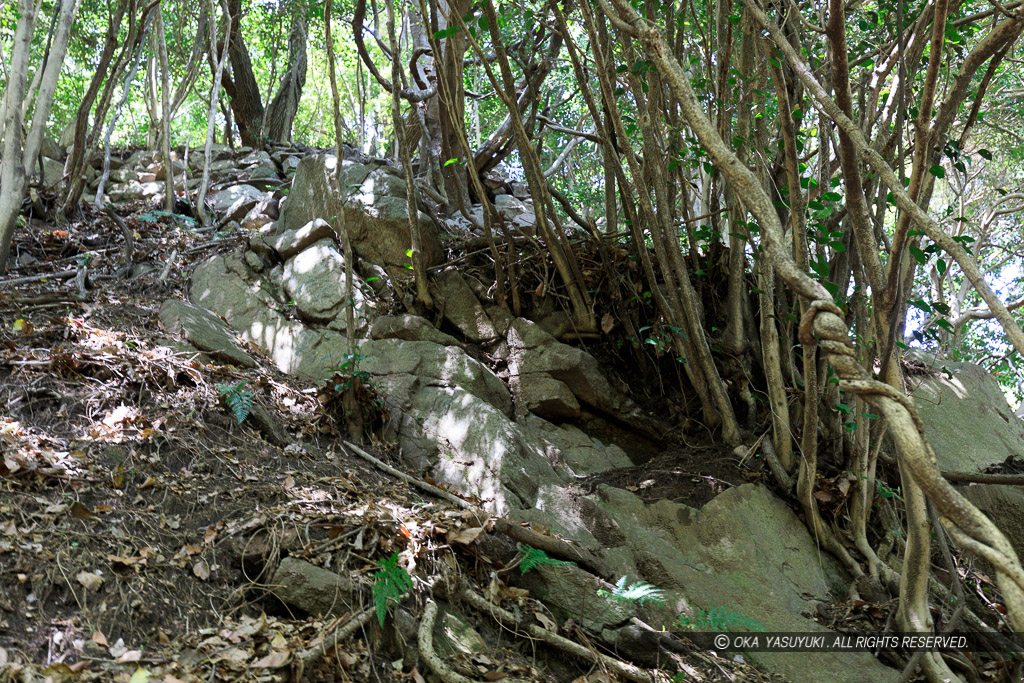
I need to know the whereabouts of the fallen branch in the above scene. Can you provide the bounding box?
[941,471,1024,485]
[1,269,77,287]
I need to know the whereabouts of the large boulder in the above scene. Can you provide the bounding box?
[278,154,443,270]
[189,253,349,381]
[512,483,899,683]
[358,339,510,416]
[370,314,460,346]
[356,338,631,512]
[207,184,266,222]
[906,351,1024,472]
[157,299,255,368]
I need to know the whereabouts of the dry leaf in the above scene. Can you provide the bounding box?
[534,612,558,633]
[76,571,104,592]
[70,501,93,520]
[128,667,151,683]
[193,559,211,581]
[117,650,142,663]
[448,526,485,545]
[600,313,615,334]
[282,475,295,489]
[252,650,290,668]
[92,630,109,647]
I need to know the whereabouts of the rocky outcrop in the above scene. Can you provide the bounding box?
[906,350,1024,472]
[512,483,900,682]
[277,154,444,269]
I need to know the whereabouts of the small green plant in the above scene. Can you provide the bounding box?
[217,380,253,424]
[598,576,666,606]
[331,353,370,393]
[518,544,576,574]
[371,553,413,626]
[677,606,766,632]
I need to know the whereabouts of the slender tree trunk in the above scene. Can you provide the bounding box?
[155,5,175,212]
[197,0,231,227]
[0,0,80,272]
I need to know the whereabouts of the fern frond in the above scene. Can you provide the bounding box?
[371,553,413,626]
[518,544,576,574]
[677,606,766,632]
[217,381,252,424]
[598,576,666,605]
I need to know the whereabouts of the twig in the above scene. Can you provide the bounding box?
[341,440,605,573]
[459,582,653,683]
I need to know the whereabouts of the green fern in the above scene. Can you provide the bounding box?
[371,553,413,626]
[598,576,666,606]
[518,544,576,574]
[216,381,253,424]
[676,606,766,632]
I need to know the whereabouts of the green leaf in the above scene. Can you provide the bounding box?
[908,246,927,265]
[928,165,946,178]
[935,259,946,275]
[444,158,459,167]
[821,191,842,202]
[977,149,993,160]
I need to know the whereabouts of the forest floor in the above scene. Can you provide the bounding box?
[0,203,775,682]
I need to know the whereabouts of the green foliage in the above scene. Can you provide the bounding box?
[598,576,666,606]
[677,606,766,632]
[216,381,253,425]
[371,553,413,627]
[518,544,575,574]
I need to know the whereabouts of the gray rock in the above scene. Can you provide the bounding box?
[960,484,1024,574]
[270,218,336,260]
[271,557,359,618]
[514,483,898,683]
[520,375,580,419]
[281,238,366,326]
[519,563,633,633]
[157,299,255,368]
[359,338,510,415]
[370,314,460,346]
[40,157,63,189]
[190,253,347,380]
[906,351,1024,472]
[40,136,65,161]
[280,154,443,269]
[206,184,264,215]
[494,193,528,218]
[435,271,498,343]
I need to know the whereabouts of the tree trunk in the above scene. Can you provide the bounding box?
[264,4,308,143]
[220,0,265,147]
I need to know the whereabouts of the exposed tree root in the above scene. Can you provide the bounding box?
[458,581,655,683]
